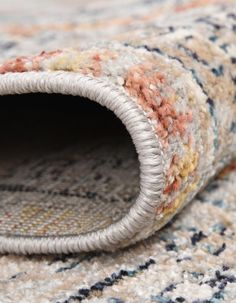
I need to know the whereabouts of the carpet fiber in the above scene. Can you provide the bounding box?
[0,0,236,254]
[1,164,236,302]
[0,0,236,302]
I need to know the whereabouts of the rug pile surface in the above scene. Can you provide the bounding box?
[1,166,236,302]
[0,0,236,302]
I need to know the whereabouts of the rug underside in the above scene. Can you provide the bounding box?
[0,96,139,237]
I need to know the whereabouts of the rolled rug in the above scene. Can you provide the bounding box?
[0,0,235,254]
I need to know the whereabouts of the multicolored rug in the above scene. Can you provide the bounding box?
[0,0,236,302]
[1,164,236,302]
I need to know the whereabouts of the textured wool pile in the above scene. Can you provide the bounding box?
[1,166,236,303]
[0,0,236,302]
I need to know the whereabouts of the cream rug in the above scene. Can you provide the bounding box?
[1,163,236,302]
[0,0,236,302]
